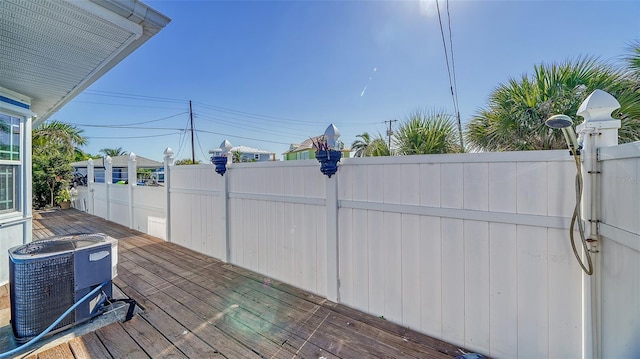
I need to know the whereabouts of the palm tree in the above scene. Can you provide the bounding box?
[465,57,640,152]
[99,147,127,157]
[351,132,372,157]
[174,158,201,165]
[368,135,392,156]
[394,109,462,155]
[624,41,640,78]
[33,121,87,156]
[32,121,87,207]
[231,150,243,163]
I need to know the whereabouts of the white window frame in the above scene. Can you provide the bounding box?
[0,115,20,214]
[0,109,32,222]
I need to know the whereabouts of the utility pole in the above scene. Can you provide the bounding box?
[189,100,195,163]
[385,119,397,151]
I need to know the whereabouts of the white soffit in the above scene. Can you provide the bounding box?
[0,0,169,124]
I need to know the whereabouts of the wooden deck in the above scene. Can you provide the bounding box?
[26,209,469,358]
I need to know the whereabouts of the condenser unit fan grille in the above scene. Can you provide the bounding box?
[10,253,76,341]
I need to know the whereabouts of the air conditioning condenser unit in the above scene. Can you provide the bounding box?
[8,233,118,343]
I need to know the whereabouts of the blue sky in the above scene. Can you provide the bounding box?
[52,0,640,162]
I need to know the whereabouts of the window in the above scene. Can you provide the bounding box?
[0,113,21,213]
[94,168,105,183]
[0,114,20,161]
[254,153,260,160]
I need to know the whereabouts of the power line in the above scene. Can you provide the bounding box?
[67,124,184,130]
[195,114,311,139]
[83,90,186,103]
[435,0,463,149]
[175,119,191,161]
[192,101,316,125]
[86,133,180,139]
[446,0,463,150]
[62,112,187,127]
[197,129,292,145]
[193,128,209,162]
[70,100,185,110]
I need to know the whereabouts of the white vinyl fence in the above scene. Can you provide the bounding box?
[75,154,167,239]
[168,150,582,358]
[78,145,640,359]
[597,142,640,359]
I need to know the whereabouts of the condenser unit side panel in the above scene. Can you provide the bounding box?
[74,243,112,290]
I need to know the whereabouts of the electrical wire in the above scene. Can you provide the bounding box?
[71,100,186,110]
[193,128,209,161]
[197,129,292,145]
[82,90,186,104]
[86,133,181,139]
[435,0,463,149]
[174,118,192,160]
[195,113,311,139]
[72,112,187,127]
[445,0,463,149]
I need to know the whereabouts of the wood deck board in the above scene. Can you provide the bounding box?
[68,332,113,359]
[30,209,469,358]
[95,322,150,359]
[119,243,437,358]
[120,241,448,358]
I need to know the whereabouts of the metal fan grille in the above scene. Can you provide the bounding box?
[10,253,75,343]
[12,233,107,255]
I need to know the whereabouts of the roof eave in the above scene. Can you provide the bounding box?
[33,0,171,125]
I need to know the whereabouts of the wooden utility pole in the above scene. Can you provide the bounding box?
[189,100,195,163]
[385,119,397,151]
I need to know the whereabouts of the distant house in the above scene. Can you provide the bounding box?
[283,135,350,161]
[210,145,276,162]
[71,155,163,183]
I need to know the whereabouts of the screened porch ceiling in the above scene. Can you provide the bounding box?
[0,0,170,125]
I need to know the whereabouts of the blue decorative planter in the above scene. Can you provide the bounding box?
[211,156,228,176]
[316,150,342,178]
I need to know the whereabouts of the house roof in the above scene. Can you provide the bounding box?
[283,136,322,154]
[283,135,350,154]
[0,0,170,125]
[229,145,274,154]
[209,143,275,155]
[71,155,162,169]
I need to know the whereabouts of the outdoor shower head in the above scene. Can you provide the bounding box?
[546,114,580,155]
[545,114,574,129]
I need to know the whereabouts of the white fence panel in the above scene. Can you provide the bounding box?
[132,186,166,239]
[170,164,225,259]
[226,162,327,296]
[598,142,640,358]
[93,184,107,219]
[337,151,581,358]
[108,185,129,227]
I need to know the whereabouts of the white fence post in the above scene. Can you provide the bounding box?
[164,148,174,242]
[128,153,137,229]
[326,176,339,302]
[576,89,621,359]
[87,158,94,214]
[223,171,230,262]
[105,156,112,221]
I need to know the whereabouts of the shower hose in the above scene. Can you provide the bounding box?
[571,153,594,275]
